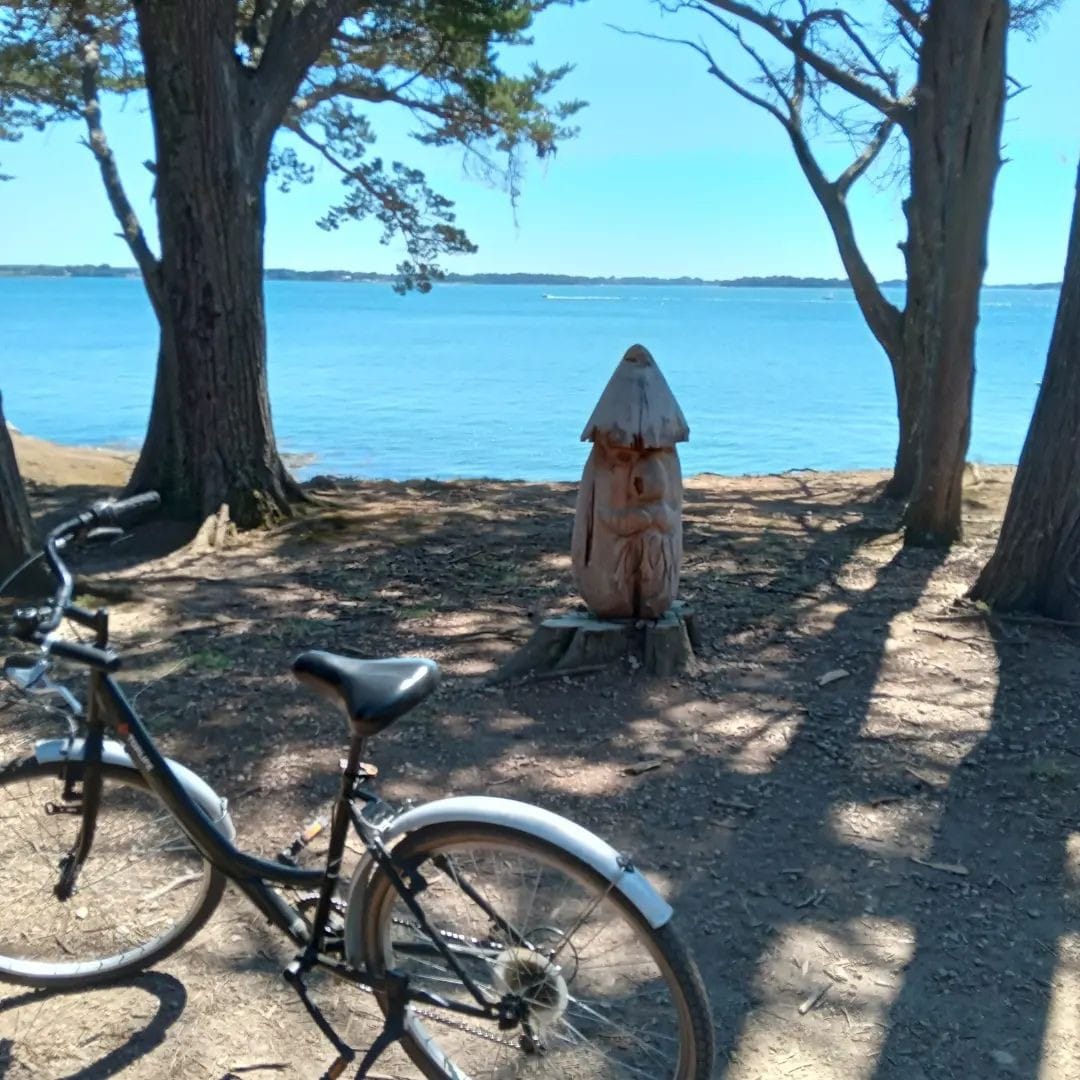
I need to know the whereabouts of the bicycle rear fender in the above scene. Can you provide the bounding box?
[348,796,673,934]
[33,737,237,841]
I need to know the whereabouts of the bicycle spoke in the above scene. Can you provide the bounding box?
[366,830,691,1079]
[0,764,215,972]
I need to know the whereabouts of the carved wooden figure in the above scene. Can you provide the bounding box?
[572,345,689,619]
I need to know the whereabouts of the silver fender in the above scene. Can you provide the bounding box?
[33,737,236,841]
[344,796,673,963]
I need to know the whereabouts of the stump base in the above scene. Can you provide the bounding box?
[492,603,699,682]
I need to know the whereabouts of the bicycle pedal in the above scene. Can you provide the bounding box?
[277,816,328,865]
[324,1056,350,1080]
[339,757,377,778]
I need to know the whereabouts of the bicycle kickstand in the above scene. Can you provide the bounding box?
[352,970,410,1079]
[282,959,355,1080]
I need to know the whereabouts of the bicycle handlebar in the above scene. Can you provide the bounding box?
[89,491,162,531]
[4,491,161,669]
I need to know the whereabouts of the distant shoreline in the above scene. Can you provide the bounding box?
[0,265,1062,290]
[11,424,1017,494]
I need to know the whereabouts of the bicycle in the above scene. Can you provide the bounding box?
[0,493,715,1078]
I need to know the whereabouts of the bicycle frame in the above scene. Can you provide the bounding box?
[93,668,324,935]
[72,667,503,1029]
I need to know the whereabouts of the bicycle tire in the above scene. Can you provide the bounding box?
[0,755,225,988]
[360,821,715,1079]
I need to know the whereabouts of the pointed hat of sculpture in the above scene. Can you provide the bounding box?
[580,344,689,448]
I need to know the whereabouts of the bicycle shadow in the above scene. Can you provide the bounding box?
[0,971,186,1079]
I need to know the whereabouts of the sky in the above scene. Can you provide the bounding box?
[1,0,1078,285]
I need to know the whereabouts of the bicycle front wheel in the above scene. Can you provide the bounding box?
[0,756,224,988]
[360,821,714,1079]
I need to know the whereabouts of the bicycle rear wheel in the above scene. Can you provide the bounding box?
[0,756,224,988]
[360,821,714,1079]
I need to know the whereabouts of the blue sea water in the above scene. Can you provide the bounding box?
[0,277,1059,481]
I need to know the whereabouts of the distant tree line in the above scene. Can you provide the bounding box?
[0,265,1061,288]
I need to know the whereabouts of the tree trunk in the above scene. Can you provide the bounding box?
[0,392,47,595]
[126,1,302,528]
[883,355,921,500]
[900,0,1007,546]
[970,162,1080,617]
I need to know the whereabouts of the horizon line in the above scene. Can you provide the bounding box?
[0,263,1063,290]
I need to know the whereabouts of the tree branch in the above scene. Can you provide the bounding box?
[610,26,790,124]
[620,14,900,356]
[290,72,458,123]
[691,0,909,124]
[1006,73,1030,100]
[251,0,354,157]
[0,79,69,108]
[836,117,894,192]
[884,0,923,31]
[78,38,161,309]
[781,120,902,357]
[285,119,409,225]
[894,13,921,59]
[828,10,899,97]
[715,13,794,109]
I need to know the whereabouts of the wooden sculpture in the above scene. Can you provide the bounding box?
[492,344,697,682]
[571,344,689,619]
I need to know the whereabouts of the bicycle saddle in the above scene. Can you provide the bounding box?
[292,651,441,736]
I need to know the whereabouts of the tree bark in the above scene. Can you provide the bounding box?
[0,391,47,594]
[900,0,1007,546]
[885,355,922,500]
[970,161,1080,617]
[126,0,303,528]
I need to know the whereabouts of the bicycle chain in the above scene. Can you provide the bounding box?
[390,916,500,950]
[295,891,348,915]
[292,910,522,1049]
[386,918,523,1049]
[411,1005,521,1049]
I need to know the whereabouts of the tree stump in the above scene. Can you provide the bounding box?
[491,603,699,683]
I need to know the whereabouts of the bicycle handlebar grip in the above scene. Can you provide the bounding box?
[94,491,162,530]
[47,638,121,672]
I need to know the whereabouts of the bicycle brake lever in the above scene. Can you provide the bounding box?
[85,526,125,545]
[3,656,83,716]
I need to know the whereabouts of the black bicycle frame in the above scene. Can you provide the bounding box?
[95,670,326,940]
[78,670,501,1025]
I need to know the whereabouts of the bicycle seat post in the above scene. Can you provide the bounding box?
[300,734,367,963]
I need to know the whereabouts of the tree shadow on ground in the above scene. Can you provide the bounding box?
[11,466,1072,1077]
[870,616,1080,1079]
[0,972,187,1079]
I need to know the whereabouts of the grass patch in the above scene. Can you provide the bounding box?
[189,649,233,673]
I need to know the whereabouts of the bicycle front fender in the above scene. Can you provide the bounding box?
[33,737,236,841]
[347,796,674,940]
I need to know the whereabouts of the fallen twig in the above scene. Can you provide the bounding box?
[798,983,830,1015]
[912,626,986,649]
[713,796,755,812]
[520,663,611,683]
[904,766,943,788]
[75,575,137,602]
[451,628,529,642]
[910,856,968,877]
[929,609,1080,631]
[624,759,665,776]
[869,793,904,807]
[142,871,204,904]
